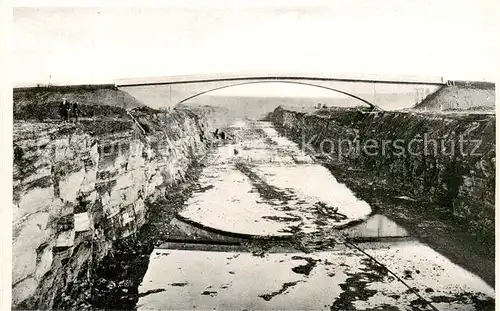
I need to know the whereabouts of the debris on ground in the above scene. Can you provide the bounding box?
[291,256,320,276]
[315,201,347,222]
[394,195,417,202]
[201,291,218,297]
[258,281,304,301]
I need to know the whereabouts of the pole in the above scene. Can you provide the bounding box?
[373,83,376,105]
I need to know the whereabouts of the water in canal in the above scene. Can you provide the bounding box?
[136,119,494,310]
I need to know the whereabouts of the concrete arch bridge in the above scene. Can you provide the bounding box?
[115,72,445,110]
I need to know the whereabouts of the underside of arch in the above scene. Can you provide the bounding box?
[177,80,382,110]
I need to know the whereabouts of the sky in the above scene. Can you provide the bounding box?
[12,1,497,93]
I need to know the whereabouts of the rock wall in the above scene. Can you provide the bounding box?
[270,107,495,240]
[12,107,228,309]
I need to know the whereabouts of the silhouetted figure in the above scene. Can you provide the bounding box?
[14,144,23,163]
[63,100,71,122]
[220,131,226,140]
[214,129,220,139]
[60,98,67,122]
[72,102,80,122]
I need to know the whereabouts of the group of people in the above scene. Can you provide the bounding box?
[59,98,80,122]
[213,128,227,140]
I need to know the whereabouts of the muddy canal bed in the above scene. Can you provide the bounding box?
[138,242,493,311]
[94,119,495,311]
[179,120,372,236]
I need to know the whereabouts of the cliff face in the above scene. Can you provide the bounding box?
[270,107,495,241]
[12,107,227,309]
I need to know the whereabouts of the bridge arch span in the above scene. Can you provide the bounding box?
[177,80,380,109]
[117,74,443,110]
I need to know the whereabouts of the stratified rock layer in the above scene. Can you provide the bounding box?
[12,107,228,309]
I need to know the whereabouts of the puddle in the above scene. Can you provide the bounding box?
[135,119,495,310]
[138,246,495,310]
[178,120,371,237]
[343,214,410,241]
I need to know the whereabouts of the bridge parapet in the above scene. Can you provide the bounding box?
[115,72,446,87]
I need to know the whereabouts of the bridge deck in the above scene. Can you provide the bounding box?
[115,71,446,86]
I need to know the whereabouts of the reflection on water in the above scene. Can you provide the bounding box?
[343,214,409,240]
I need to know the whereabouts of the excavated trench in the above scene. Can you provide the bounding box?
[12,89,495,310]
[88,119,493,311]
[88,172,494,310]
[88,162,413,310]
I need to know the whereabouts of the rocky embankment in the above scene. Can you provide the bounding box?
[13,84,145,121]
[413,83,495,112]
[12,105,229,309]
[270,106,495,245]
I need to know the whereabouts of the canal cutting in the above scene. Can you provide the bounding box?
[136,119,494,311]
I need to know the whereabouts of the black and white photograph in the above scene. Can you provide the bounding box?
[6,1,497,310]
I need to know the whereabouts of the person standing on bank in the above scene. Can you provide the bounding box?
[60,98,67,122]
[65,100,71,122]
[72,101,80,122]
